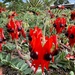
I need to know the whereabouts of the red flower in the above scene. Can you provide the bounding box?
[65,25,75,46]
[44,35,58,55]
[53,17,67,34]
[28,26,42,42]
[71,10,75,20]
[15,20,26,38]
[29,32,58,73]
[6,19,25,40]
[0,28,6,52]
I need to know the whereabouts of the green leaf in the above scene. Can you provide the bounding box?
[50,64,58,69]
[59,51,66,60]
[11,58,20,66]
[24,68,32,74]
[20,63,28,71]
[3,43,15,51]
[6,54,11,61]
[0,53,2,60]
[16,60,25,69]
[57,63,63,67]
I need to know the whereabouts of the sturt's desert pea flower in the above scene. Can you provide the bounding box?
[28,26,43,42]
[53,17,67,34]
[65,25,75,46]
[6,19,25,40]
[28,27,58,73]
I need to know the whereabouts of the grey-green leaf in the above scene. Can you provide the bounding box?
[24,68,32,74]
[6,54,11,61]
[20,63,28,71]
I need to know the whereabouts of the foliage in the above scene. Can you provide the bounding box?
[7,1,26,13]
[0,2,6,8]
[0,53,32,75]
[54,51,75,71]
[0,11,8,34]
[42,0,56,7]
[26,0,42,8]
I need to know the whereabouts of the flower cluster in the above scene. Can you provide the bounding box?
[65,25,75,46]
[6,12,25,40]
[53,17,67,34]
[28,26,58,72]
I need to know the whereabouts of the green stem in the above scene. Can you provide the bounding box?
[43,20,46,37]
[43,19,46,44]
[43,11,47,44]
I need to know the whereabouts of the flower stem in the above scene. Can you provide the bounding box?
[43,11,47,45]
[59,42,71,51]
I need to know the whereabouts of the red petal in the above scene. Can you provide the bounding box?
[0,44,2,52]
[21,28,26,38]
